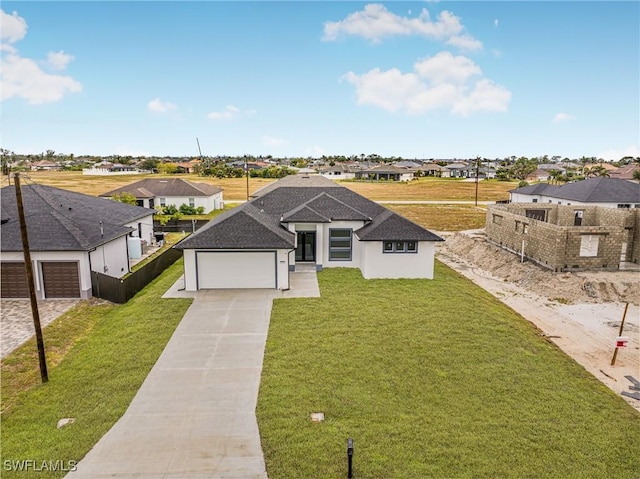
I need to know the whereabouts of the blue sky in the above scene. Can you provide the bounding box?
[1,1,638,160]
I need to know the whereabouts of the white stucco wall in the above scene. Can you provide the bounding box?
[89,235,130,278]
[158,194,223,212]
[124,214,155,244]
[359,241,436,279]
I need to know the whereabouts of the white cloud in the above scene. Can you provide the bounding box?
[446,34,482,51]
[46,50,74,70]
[343,51,510,116]
[1,10,27,43]
[262,135,288,147]
[552,112,574,123]
[323,4,482,50]
[1,52,82,104]
[148,98,177,113]
[597,145,640,162]
[494,19,499,28]
[206,104,256,120]
[0,9,82,104]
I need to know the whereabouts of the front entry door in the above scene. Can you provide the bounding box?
[295,232,316,262]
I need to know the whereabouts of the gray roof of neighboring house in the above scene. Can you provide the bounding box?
[176,176,443,251]
[1,184,152,252]
[100,178,222,199]
[510,177,640,203]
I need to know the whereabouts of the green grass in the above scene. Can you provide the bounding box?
[257,265,640,479]
[0,259,192,479]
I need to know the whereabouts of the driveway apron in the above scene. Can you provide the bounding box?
[69,289,276,479]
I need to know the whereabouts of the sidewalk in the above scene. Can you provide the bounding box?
[68,269,319,478]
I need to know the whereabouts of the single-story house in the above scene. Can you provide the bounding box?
[30,160,61,171]
[100,178,224,211]
[509,177,640,208]
[174,175,444,291]
[318,164,357,180]
[82,162,141,175]
[525,168,552,182]
[610,164,640,180]
[355,165,415,182]
[1,184,155,299]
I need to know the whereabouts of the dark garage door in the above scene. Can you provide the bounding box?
[1,262,29,298]
[41,262,80,298]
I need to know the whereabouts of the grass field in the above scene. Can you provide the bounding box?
[257,266,640,478]
[6,171,517,202]
[0,260,192,479]
[384,204,487,231]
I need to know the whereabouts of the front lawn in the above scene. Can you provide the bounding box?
[257,265,640,479]
[0,260,192,479]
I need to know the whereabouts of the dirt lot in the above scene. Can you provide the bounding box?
[437,230,640,410]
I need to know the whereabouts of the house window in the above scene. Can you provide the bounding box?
[159,198,166,207]
[492,214,503,225]
[189,197,195,207]
[382,241,418,253]
[532,199,538,203]
[329,229,352,261]
[580,235,599,257]
[617,204,631,209]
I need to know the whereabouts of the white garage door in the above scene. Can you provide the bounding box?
[197,251,276,289]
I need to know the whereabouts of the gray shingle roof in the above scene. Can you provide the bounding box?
[1,184,152,252]
[355,210,444,242]
[511,178,640,203]
[176,176,442,250]
[175,203,295,250]
[250,174,340,198]
[100,178,222,199]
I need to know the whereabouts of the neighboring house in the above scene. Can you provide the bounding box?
[509,178,640,208]
[30,160,61,171]
[83,162,141,175]
[100,178,224,211]
[174,175,443,291]
[443,162,472,178]
[610,164,640,180]
[525,168,551,182]
[355,165,415,182]
[318,164,357,180]
[0,184,154,299]
[419,163,446,177]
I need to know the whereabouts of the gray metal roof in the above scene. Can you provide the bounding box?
[511,178,640,203]
[1,184,152,252]
[100,178,222,199]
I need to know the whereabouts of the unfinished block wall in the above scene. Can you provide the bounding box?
[485,204,639,271]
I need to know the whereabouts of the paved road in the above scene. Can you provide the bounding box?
[68,267,320,478]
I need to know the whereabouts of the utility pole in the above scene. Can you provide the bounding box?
[245,157,249,201]
[14,173,48,383]
[474,156,480,207]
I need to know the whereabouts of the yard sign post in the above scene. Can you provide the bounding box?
[610,302,629,366]
[14,173,49,383]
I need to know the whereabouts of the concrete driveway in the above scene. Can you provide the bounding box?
[68,267,320,478]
